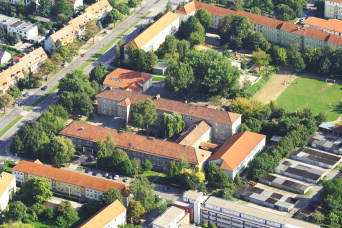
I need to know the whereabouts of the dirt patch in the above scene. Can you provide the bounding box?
[252,65,297,104]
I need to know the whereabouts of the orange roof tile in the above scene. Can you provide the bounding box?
[209,131,266,171]
[0,172,15,198]
[305,17,342,34]
[78,200,126,228]
[0,47,47,91]
[12,160,129,195]
[127,12,179,48]
[97,89,241,125]
[103,68,152,91]
[176,1,342,47]
[175,121,211,147]
[199,141,220,149]
[59,122,211,165]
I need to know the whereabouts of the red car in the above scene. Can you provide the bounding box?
[81,53,86,57]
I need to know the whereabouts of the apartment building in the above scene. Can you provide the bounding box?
[12,160,129,201]
[325,0,342,19]
[124,12,180,58]
[152,206,190,228]
[59,121,211,170]
[102,68,152,93]
[175,121,212,148]
[0,14,38,40]
[0,50,11,65]
[176,190,319,228]
[304,17,342,36]
[0,172,16,211]
[97,88,241,142]
[209,131,266,179]
[175,1,342,49]
[44,0,112,52]
[78,200,126,228]
[0,47,47,92]
[8,0,83,12]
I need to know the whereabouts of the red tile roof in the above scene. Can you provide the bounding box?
[175,121,211,147]
[209,131,266,171]
[103,68,152,92]
[12,160,129,195]
[305,17,342,34]
[97,89,241,125]
[78,200,126,228]
[175,1,342,47]
[59,122,211,165]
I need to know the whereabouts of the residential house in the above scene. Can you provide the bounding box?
[124,12,180,58]
[78,200,126,228]
[175,1,342,49]
[0,172,16,212]
[102,68,152,93]
[175,121,212,148]
[152,206,190,228]
[8,0,83,12]
[0,14,38,41]
[44,0,112,52]
[0,50,11,65]
[0,47,47,92]
[12,160,130,201]
[304,17,342,36]
[209,131,266,179]
[325,0,342,19]
[97,88,242,142]
[58,121,212,170]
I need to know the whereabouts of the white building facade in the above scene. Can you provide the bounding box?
[325,0,342,19]
[0,172,16,212]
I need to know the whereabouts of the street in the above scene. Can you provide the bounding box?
[0,0,182,157]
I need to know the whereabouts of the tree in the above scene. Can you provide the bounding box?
[275,4,295,20]
[127,0,138,8]
[54,0,73,17]
[20,177,53,205]
[177,40,190,61]
[104,8,123,26]
[165,60,194,93]
[84,20,99,43]
[131,98,157,130]
[50,136,76,168]
[37,0,51,17]
[232,0,243,10]
[26,2,37,15]
[90,63,107,83]
[10,135,23,154]
[114,3,130,15]
[0,93,14,113]
[7,86,22,100]
[205,162,229,189]
[127,200,145,224]
[59,46,73,63]
[189,31,205,46]
[179,16,201,39]
[244,32,269,51]
[0,222,34,228]
[162,35,178,58]
[130,176,155,212]
[312,211,325,224]
[167,157,189,181]
[101,188,123,205]
[159,112,185,138]
[252,49,270,67]
[51,53,64,66]
[250,6,261,15]
[293,56,306,73]
[195,8,213,29]
[157,199,173,215]
[55,216,68,228]
[0,0,11,14]
[15,0,26,16]
[180,166,206,192]
[165,0,172,12]
[269,45,287,65]
[142,159,153,172]
[72,92,94,116]
[218,14,252,49]
[145,51,158,71]
[3,201,27,222]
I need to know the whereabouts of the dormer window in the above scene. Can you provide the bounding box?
[3,82,7,86]
[12,74,16,78]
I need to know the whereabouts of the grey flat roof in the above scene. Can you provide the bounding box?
[0,14,20,26]
[183,190,203,201]
[276,161,326,181]
[204,197,319,228]
[291,147,342,166]
[153,206,186,227]
[319,122,334,130]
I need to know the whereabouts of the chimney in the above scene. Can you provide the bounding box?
[80,127,84,130]
[155,94,160,100]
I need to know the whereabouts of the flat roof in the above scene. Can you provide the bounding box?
[291,147,342,166]
[260,174,310,192]
[153,206,186,227]
[204,196,319,228]
[276,161,326,181]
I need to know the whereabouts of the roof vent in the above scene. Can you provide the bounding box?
[183,145,187,147]
[80,127,84,130]
[118,130,125,134]
[155,94,160,100]
[148,137,155,140]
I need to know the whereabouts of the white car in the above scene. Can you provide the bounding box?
[113,175,119,180]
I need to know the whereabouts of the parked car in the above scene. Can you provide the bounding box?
[107,174,113,179]
[81,53,86,57]
[163,186,169,192]
[103,172,108,177]
[113,175,119,180]
[41,86,48,90]
[62,62,68,67]
[23,92,29,97]
[85,168,90,173]
[123,178,130,182]
[92,171,98,176]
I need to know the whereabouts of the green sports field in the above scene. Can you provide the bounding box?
[276,78,342,122]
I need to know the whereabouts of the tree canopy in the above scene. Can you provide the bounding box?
[20,177,53,205]
[159,112,185,138]
[131,98,157,130]
[130,176,155,212]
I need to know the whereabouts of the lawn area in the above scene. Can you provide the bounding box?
[276,78,342,121]
[76,166,85,171]
[152,76,165,81]
[142,170,169,185]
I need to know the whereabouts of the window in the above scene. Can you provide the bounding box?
[188,117,193,121]
[102,104,106,108]
[102,109,106,114]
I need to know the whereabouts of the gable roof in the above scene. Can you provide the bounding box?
[12,160,129,195]
[97,88,241,125]
[305,17,342,34]
[103,68,152,91]
[0,47,47,91]
[175,1,342,47]
[78,200,126,228]
[175,121,211,147]
[0,172,15,197]
[59,121,211,165]
[127,12,179,48]
[209,131,266,171]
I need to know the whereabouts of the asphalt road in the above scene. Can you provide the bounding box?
[0,0,181,157]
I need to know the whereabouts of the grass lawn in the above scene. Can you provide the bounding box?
[246,75,268,94]
[276,78,342,121]
[289,18,299,23]
[152,76,165,81]
[0,115,23,137]
[142,170,169,185]
[76,166,85,171]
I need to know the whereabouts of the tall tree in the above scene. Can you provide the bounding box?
[165,0,172,13]
[114,3,130,15]
[54,0,73,17]
[130,176,155,212]
[252,49,270,66]
[127,200,145,224]
[15,0,26,15]
[101,188,123,205]
[104,8,123,26]
[37,0,51,17]
[0,93,14,113]
[195,8,213,29]
[84,20,99,43]
[3,201,27,222]
[159,112,185,138]
[131,98,157,130]
[50,136,76,168]
[7,86,21,99]
[90,63,107,83]
[205,162,229,189]
[165,60,194,92]
[20,177,53,205]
